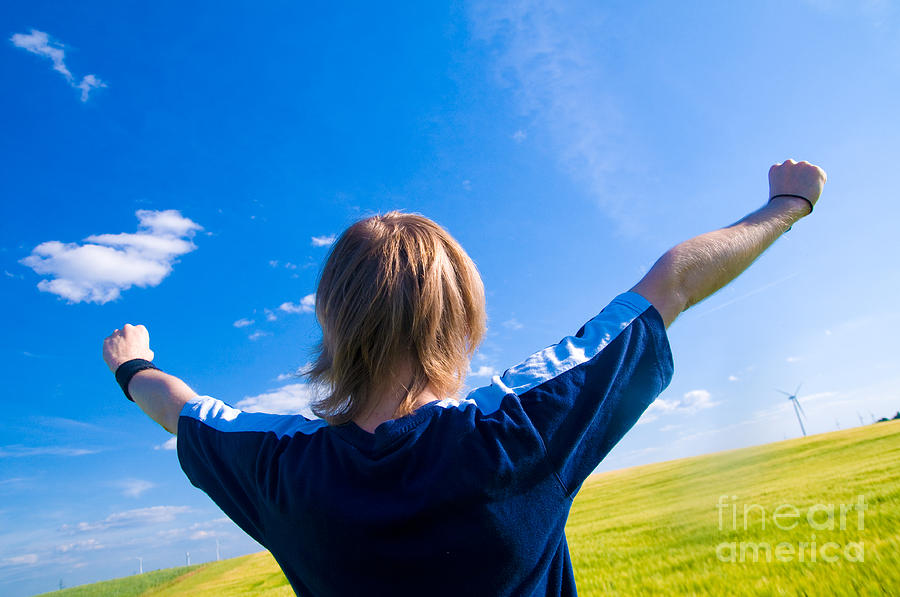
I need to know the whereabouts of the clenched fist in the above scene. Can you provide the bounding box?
[769,159,827,211]
[102,324,154,373]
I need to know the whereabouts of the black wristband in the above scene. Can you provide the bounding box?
[115,359,160,402]
[769,193,814,215]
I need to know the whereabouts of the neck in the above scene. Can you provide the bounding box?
[352,385,441,433]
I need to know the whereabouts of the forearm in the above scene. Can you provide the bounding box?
[128,368,198,434]
[633,196,810,326]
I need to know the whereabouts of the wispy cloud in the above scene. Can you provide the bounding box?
[116,479,155,498]
[2,553,38,566]
[32,416,105,433]
[233,318,254,328]
[311,234,336,247]
[74,74,104,101]
[801,0,897,29]
[20,209,202,304]
[11,30,106,101]
[276,364,310,382]
[502,318,523,330]
[156,517,231,542]
[695,272,800,317]
[468,2,643,230]
[11,30,71,78]
[55,539,102,553]
[638,389,720,425]
[468,365,497,378]
[235,383,318,419]
[60,506,191,534]
[0,445,98,458]
[270,258,316,271]
[154,436,177,451]
[248,330,271,341]
[279,294,315,314]
[0,477,34,487]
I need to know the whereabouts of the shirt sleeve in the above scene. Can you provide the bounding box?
[466,291,673,497]
[176,396,328,547]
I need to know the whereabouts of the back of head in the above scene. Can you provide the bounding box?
[305,210,487,425]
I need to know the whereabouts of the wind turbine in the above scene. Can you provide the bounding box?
[777,384,807,437]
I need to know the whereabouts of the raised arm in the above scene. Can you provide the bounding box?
[102,324,197,433]
[630,159,827,328]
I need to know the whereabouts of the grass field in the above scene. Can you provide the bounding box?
[39,420,900,596]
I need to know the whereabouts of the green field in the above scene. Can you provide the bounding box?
[40,420,900,596]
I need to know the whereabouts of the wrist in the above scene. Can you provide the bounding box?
[768,194,812,218]
[765,195,811,231]
[115,359,160,402]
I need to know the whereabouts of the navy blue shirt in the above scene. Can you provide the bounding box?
[177,291,673,596]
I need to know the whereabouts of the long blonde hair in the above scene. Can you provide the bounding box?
[305,210,487,425]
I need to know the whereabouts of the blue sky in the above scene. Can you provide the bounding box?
[2,0,899,593]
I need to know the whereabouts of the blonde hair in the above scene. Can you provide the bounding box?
[305,210,486,426]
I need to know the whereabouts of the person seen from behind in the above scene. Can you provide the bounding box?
[103,159,826,596]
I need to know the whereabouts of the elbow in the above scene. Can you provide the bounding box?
[630,254,688,329]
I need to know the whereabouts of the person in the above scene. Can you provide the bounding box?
[102,159,826,596]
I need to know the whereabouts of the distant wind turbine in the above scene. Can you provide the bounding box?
[777,384,807,437]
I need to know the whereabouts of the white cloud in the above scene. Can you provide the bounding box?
[728,375,739,382]
[155,517,231,542]
[0,445,97,458]
[233,318,254,328]
[3,553,38,565]
[279,294,315,314]
[468,365,497,378]
[56,539,102,553]
[117,479,155,498]
[11,30,106,101]
[248,330,271,341]
[235,383,318,419]
[276,364,309,382]
[786,356,802,363]
[512,129,527,142]
[680,389,718,411]
[638,389,720,425]
[311,235,336,247]
[468,2,642,230]
[263,308,277,322]
[695,273,800,318]
[154,436,177,451]
[75,73,106,101]
[20,209,202,304]
[61,506,191,534]
[502,318,524,330]
[11,30,70,78]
